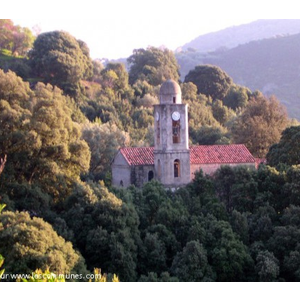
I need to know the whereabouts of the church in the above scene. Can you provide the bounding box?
[111,79,257,188]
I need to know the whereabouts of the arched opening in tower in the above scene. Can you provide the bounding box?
[174,159,180,178]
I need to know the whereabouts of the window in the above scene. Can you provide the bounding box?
[156,120,160,145]
[172,120,180,143]
[173,96,176,103]
[148,170,154,181]
[120,180,124,187]
[174,159,180,178]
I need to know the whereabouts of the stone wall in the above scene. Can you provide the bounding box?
[111,151,132,187]
[131,165,155,188]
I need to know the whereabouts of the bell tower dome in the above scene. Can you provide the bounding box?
[159,79,182,104]
[153,79,190,188]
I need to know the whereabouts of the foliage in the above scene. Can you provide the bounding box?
[212,100,236,125]
[62,181,140,281]
[0,19,35,56]
[191,125,230,145]
[267,126,300,167]
[100,62,134,100]
[231,94,288,158]
[223,84,252,110]
[184,64,233,101]
[0,211,87,279]
[1,21,300,283]
[255,250,279,282]
[81,122,130,181]
[171,240,215,281]
[0,70,90,204]
[29,31,93,97]
[128,46,180,86]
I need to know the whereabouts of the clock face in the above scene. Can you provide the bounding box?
[155,112,160,121]
[172,111,180,121]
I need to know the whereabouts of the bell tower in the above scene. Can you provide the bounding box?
[154,79,190,187]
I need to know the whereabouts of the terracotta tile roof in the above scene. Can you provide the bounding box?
[120,147,154,165]
[120,144,255,166]
[190,144,256,164]
[255,158,267,168]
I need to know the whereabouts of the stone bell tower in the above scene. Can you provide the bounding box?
[154,79,190,187]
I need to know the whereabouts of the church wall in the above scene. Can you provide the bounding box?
[190,163,256,179]
[111,152,132,187]
[131,165,155,188]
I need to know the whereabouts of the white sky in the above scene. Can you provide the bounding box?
[3,0,300,59]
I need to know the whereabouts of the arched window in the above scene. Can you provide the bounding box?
[148,170,154,181]
[174,159,180,178]
[120,180,124,187]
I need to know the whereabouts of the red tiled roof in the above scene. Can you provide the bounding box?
[190,144,256,164]
[255,158,267,167]
[120,147,154,165]
[119,144,255,166]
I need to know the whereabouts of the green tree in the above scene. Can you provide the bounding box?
[231,94,288,158]
[181,82,198,102]
[212,100,236,125]
[100,63,133,100]
[282,166,300,207]
[190,125,230,145]
[29,31,93,96]
[128,47,180,86]
[64,181,140,281]
[184,65,233,101]
[81,122,130,181]
[202,216,253,281]
[255,250,279,281]
[214,166,258,213]
[0,71,90,204]
[0,211,87,279]
[139,232,167,275]
[267,126,300,167]
[185,96,220,132]
[282,245,300,281]
[223,84,252,110]
[171,241,215,282]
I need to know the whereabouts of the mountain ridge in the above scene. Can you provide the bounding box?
[180,19,300,53]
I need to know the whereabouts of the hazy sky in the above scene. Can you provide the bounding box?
[4,0,299,59]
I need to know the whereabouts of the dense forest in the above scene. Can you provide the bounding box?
[1,19,300,282]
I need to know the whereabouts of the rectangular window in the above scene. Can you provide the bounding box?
[157,120,160,145]
[172,120,180,143]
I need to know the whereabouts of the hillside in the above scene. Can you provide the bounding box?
[177,32,300,119]
[181,19,300,53]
